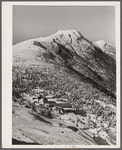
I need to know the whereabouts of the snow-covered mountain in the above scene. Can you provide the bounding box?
[93,40,116,59]
[93,40,112,51]
[13,30,116,99]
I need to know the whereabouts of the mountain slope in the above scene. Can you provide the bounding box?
[13,30,116,101]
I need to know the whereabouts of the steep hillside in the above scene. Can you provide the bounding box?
[13,30,116,101]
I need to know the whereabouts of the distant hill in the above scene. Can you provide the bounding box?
[93,40,116,59]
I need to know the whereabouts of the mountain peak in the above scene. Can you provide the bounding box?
[51,30,84,40]
[55,30,83,36]
[93,40,113,51]
[93,40,115,59]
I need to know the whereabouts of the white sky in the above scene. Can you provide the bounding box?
[13,6,115,46]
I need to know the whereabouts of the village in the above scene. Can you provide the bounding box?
[13,87,116,145]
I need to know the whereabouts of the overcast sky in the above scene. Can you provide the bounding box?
[13,6,115,46]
